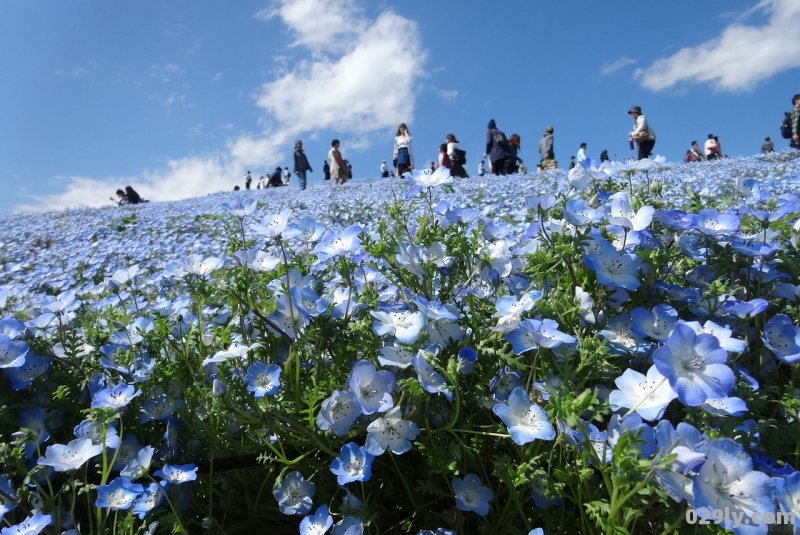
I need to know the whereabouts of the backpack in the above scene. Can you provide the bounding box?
[781,112,793,140]
[452,148,467,165]
[493,130,510,151]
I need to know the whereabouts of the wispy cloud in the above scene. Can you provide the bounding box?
[601,57,636,76]
[636,0,800,91]
[437,89,458,103]
[210,72,223,82]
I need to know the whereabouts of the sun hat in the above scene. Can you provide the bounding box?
[627,106,642,115]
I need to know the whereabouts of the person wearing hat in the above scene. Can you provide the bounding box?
[380,160,389,178]
[761,137,774,154]
[627,105,656,160]
[292,140,313,190]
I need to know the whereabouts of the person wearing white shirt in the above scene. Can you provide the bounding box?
[576,143,587,164]
[627,106,656,160]
[704,134,719,160]
[393,123,414,177]
[380,160,388,178]
[446,133,468,178]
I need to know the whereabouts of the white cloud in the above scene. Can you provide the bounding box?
[636,0,800,91]
[210,72,223,82]
[437,89,458,103]
[601,57,636,76]
[17,0,427,213]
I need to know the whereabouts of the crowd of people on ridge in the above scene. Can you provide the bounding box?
[111,93,800,205]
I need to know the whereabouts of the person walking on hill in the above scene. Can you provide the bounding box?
[761,137,774,154]
[505,134,523,174]
[328,140,348,185]
[478,160,486,176]
[393,123,414,177]
[627,106,656,160]
[690,141,704,162]
[576,143,587,165]
[293,140,313,190]
[789,94,800,149]
[484,119,510,175]
[323,160,331,181]
[244,171,252,190]
[437,144,451,170]
[380,160,389,178]
[538,126,557,170]
[446,134,468,178]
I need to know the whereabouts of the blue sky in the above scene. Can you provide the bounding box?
[1,0,799,213]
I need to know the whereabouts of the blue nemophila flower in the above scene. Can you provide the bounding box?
[164,254,223,277]
[408,165,452,187]
[4,353,51,389]
[17,407,49,459]
[266,291,310,340]
[378,344,415,369]
[452,473,494,516]
[140,394,181,424]
[74,419,119,449]
[300,505,333,535]
[202,342,261,366]
[234,248,282,272]
[630,304,677,341]
[691,209,740,235]
[313,225,362,261]
[220,196,257,219]
[154,463,197,484]
[112,434,143,471]
[91,383,142,410]
[273,471,315,515]
[291,216,326,243]
[457,346,477,374]
[700,396,748,417]
[96,477,144,510]
[333,516,364,535]
[244,362,281,398]
[492,387,555,445]
[132,482,166,520]
[564,198,604,226]
[0,334,28,369]
[370,309,426,345]
[608,194,654,231]
[251,209,292,239]
[654,420,707,477]
[608,365,677,421]
[37,438,103,472]
[418,529,455,535]
[365,406,420,456]
[658,209,696,230]
[584,247,642,291]
[762,314,800,364]
[692,438,775,535]
[330,443,374,485]
[0,475,17,519]
[491,292,541,333]
[347,360,395,415]
[773,471,800,531]
[316,390,360,436]
[490,366,523,402]
[410,351,453,401]
[681,320,746,353]
[1,513,51,535]
[121,445,154,479]
[505,318,575,355]
[653,323,734,407]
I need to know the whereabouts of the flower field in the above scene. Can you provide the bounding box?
[1,151,800,535]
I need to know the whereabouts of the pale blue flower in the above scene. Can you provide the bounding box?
[154,463,197,484]
[299,505,333,535]
[691,209,740,235]
[0,513,51,535]
[0,334,28,369]
[378,344,415,369]
[681,320,746,353]
[347,360,395,415]
[692,438,775,535]
[700,396,748,417]
[583,248,642,291]
[608,365,677,421]
[653,323,734,406]
[762,314,800,364]
[164,254,223,277]
[251,209,292,239]
[313,225,362,261]
[492,387,555,445]
[220,196,257,219]
[4,354,51,389]
[457,346,477,374]
[0,476,17,520]
[132,482,166,520]
[316,390,360,437]
[773,472,800,532]
[37,438,103,472]
[333,516,364,535]
[120,445,154,479]
[95,477,144,510]
[244,362,281,398]
[491,292,541,333]
[407,165,452,187]
[607,413,656,459]
[330,443,374,485]
[273,471,315,515]
[489,366,523,402]
[91,383,142,410]
[410,352,452,401]
[365,407,419,455]
[74,419,119,449]
[505,318,575,355]
[452,473,493,516]
[17,407,49,459]
[608,195,654,231]
[370,309,426,344]
[630,304,677,341]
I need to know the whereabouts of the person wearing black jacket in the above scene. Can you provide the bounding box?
[483,119,509,175]
[267,167,283,188]
[125,186,142,204]
[292,140,313,190]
